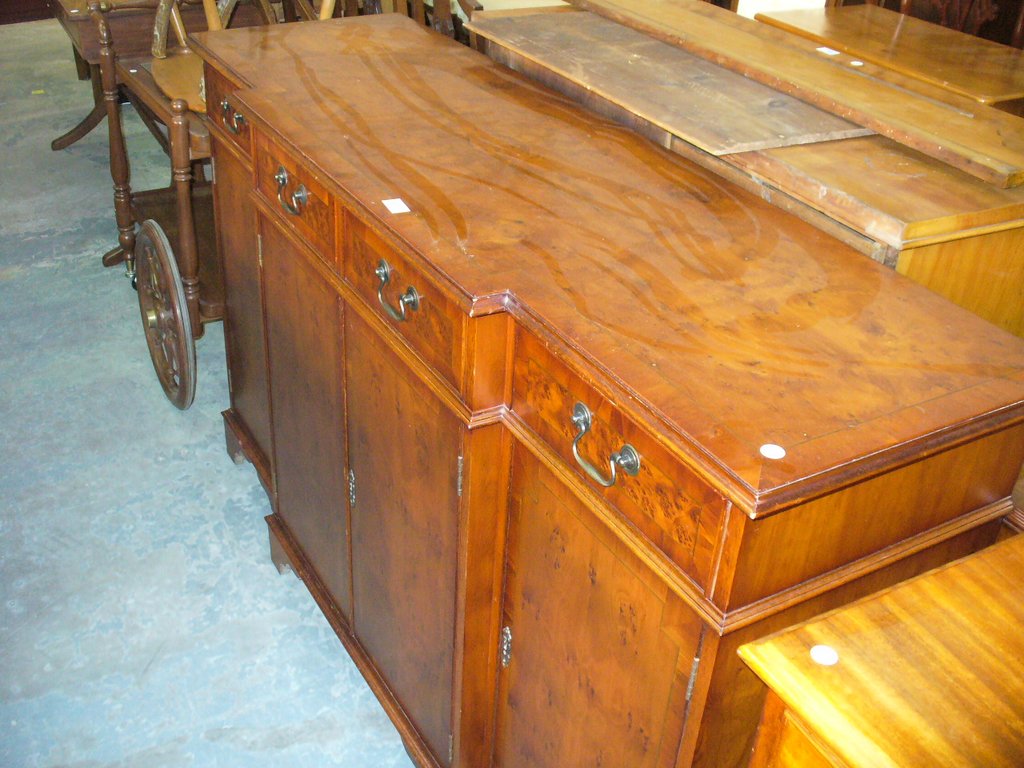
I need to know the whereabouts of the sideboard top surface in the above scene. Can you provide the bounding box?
[192,16,1024,511]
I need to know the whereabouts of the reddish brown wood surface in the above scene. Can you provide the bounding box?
[495,443,702,768]
[210,126,273,481]
[260,214,352,618]
[346,309,463,766]
[193,16,1024,517]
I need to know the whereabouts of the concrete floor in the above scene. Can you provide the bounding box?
[0,18,415,768]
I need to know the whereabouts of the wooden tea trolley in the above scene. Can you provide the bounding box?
[93,0,332,408]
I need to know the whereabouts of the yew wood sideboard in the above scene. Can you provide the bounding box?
[739,532,1024,767]
[191,15,1024,768]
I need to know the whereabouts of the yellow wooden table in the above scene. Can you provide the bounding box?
[756,4,1024,113]
[739,532,1024,768]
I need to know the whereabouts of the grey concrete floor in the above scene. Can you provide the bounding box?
[0,18,415,768]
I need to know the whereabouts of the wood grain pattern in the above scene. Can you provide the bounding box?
[694,521,1005,768]
[468,10,871,156]
[467,11,1024,335]
[260,212,352,619]
[255,132,335,259]
[747,691,837,768]
[729,135,1024,247]
[896,226,1024,337]
[724,423,1024,610]
[346,309,462,766]
[571,0,1024,187]
[495,443,702,768]
[512,326,726,590]
[205,64,252,155]
[192,16,1024,515]
[756,4,1024,106]
[740,535,1024,768]
[210,116,274,482]
[344,213,465,390]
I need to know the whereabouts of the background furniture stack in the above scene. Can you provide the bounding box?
[468,0,1024,338]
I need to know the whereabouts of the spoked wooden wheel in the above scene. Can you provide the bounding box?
[135,219,196,410]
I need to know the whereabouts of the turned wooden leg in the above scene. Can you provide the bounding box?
[169,98,203,339]
[92,3,136,277]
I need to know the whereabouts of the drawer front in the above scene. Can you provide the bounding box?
[512,328,726,590]
[344,213,464,390]
[255,133,336,261]
[204,65,251,157]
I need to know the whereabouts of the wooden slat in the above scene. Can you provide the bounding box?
[731,135,1024,245]
[468,10,870,156]
[757,5,1024,107]
[572,0,1024,187]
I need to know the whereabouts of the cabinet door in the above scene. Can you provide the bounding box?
[345,310,462,766]
[261,216,351,619]
[212,139,274,479]
[495,444,704,768]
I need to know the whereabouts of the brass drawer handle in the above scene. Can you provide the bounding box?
[374,259,420,322]
[571,402,641,488]
[274,166,308,216]
[219,99,246,134]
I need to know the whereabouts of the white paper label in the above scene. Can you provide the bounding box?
[382,198,411,214]
[816,46,841,56]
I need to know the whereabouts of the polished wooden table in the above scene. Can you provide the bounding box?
[756,4,1024,114]
[740,532,1024,768]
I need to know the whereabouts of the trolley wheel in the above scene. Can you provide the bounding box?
[135,219,196,410]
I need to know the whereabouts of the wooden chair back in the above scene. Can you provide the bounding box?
[152,0,337,59]
[147,0,336,111]
[366,0,482,39]
[853,0,1023,47]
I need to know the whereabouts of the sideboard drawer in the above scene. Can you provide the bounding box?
[344,214,464,390]
[512,328,727,591]
[204,65,250,157]
[255,133,335,260]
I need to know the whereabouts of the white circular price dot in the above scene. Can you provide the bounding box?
[759,443,787,460]
[810,644,840,666]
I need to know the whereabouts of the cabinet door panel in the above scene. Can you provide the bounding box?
[213,140,273,473]
[261,217,351,619]
[495,444,703,768]
[346,310,461,765]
